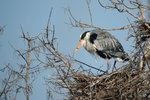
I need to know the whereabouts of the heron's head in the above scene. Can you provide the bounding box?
[74,31,91,53]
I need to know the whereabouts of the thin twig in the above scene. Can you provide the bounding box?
[86,0,93,25]
[74,59,106,73]
[136,0,146,20]
[47,7,53,44]
[67,8,136,30]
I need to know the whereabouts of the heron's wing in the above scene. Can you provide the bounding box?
[90,31,125,57]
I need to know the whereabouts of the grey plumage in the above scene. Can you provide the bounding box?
[80,30,128,62]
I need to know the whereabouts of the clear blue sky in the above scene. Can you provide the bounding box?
[0,0,140,100]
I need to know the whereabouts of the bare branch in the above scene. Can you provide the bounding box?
[125,9,143,20]
[86,0,93,25]
[136,0,146,20]
[25,34,31,100]
[98,0,146,21]
[121,1,138,9]
[67,8,136,30]
[74,59,106,73]
[47,8,53,44]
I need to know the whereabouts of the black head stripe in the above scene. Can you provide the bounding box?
[80,31,90,40]
[89,33,97,44]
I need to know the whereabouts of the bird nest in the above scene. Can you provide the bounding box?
[66,64,150,100]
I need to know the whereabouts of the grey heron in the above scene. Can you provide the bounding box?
[74,30,129,72]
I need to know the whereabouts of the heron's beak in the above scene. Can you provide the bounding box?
[74,40,83,53]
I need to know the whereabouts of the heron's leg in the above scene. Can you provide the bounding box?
[112,61,117,72]
[106,57,109,74]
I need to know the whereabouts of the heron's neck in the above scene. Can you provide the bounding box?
[83,40,96,55]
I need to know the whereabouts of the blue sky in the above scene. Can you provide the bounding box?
[0,0,144,100]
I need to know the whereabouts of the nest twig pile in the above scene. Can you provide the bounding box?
[66,65,150,100]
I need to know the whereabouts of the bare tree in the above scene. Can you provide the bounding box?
[0,27,43,100]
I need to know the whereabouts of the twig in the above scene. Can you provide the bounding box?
[67,8,136,30]
[98,0,144,21]
[25,34,31,100]
[136,0,146,20]
[74,59,106,73]
[47,7,53,44]
[86,0,93,25]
